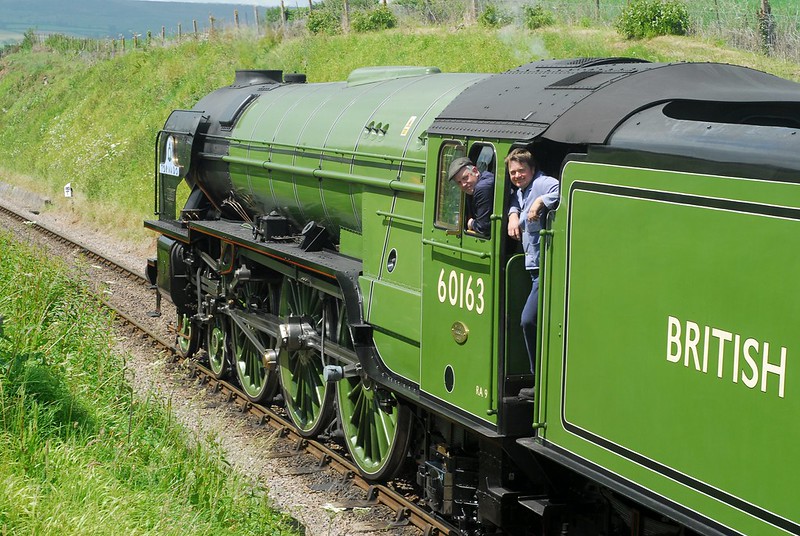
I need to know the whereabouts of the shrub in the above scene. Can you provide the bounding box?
[522,4,555,30]
[20,28,37,51]
[615,0,690,39]
[351,6,398,33]
[306,9,341,35]
[478,4,511,29]
[264,5,294,26]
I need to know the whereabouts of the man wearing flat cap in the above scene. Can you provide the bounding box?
[447,156,495,237]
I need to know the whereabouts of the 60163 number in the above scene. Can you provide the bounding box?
[437,268,485,314]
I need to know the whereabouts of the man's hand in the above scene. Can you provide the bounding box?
[527,196,545,222]
[508,212,521,240]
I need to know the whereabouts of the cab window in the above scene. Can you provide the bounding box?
[464,143,496,239]
[470,144,495,176]
[435,142,465,230]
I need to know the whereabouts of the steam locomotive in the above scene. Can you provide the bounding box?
[145,58,800,535]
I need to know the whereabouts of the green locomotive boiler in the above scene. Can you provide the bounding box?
[145,58,800,535]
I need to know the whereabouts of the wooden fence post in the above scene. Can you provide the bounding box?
[161,25,165,41]
[193,19,198,37]
[308,0,313,12]
[178,23,182,41]
[281,0,287,29]
[758,0,776,55]
[342,0,349,32]
[234,9,240,29]
[210,16,216,35]
[254,6,260,34]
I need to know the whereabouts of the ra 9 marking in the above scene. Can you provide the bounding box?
[437,268,485,314]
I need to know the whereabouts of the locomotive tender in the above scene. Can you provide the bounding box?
[145,58,800,535]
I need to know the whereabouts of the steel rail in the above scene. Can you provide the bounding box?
[0,201,146,283]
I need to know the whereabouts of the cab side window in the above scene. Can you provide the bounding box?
[471,144,495,176]
[435,142,465,231]
[464,143,496,239]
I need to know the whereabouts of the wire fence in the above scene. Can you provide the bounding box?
[507,0,800,62]
[535,0,800,60]
[0,8,267,59]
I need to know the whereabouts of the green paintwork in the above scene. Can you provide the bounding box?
[541,160,800,535]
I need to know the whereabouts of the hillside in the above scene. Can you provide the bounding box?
[0,24,798,250]
[0,0,263,41]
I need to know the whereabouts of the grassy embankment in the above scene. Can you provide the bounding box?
[0,234,300,535]
[0,25,798,249]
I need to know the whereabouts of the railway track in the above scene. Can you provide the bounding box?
[0,198,456,536]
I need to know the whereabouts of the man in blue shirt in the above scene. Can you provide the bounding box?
[448,156,495,237]
[506,148,559,399]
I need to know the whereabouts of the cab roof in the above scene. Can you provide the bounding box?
[428,58,800,144]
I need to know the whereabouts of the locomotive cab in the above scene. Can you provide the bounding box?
[420,136,566,438]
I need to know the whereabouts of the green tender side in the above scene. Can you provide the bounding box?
[541,160,800,535]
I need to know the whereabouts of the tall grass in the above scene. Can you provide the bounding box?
[527,0,800,60]
[0,234,299,535]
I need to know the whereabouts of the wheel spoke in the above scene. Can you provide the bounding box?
[207,317,228,379]
[176,312,199,357]
[232,279,277,403]
[278,278,334,437]
[337,376,411,480]
[377,408,394,451]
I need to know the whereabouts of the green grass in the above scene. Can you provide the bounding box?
[538,0,800,23]
[266,27,526,80]
[0,234,299,535]
[0,24,798,248]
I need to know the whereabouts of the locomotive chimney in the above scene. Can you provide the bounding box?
[283,73,307,84]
